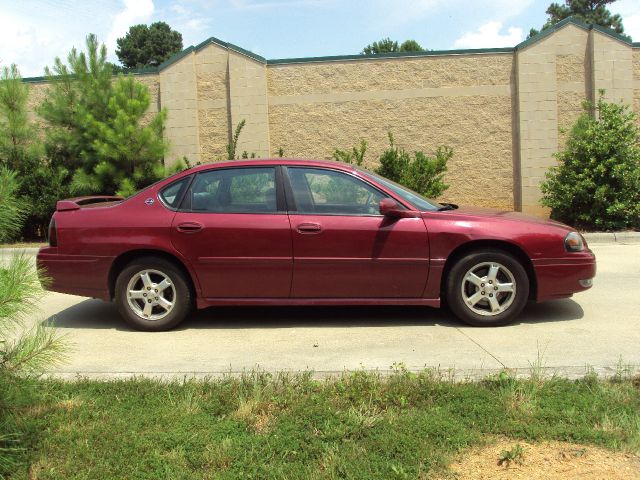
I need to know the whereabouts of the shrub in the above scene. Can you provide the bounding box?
[333,139,367,166]
[376,133,450,198]
[541,93,640,230]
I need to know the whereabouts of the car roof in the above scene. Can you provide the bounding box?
[186,159,359,174]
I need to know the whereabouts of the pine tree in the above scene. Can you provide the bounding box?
[39,34,168,197]
[529,0,627,38]
[0,65,64,238]
[82,76,167,197]
[0,167,66,377]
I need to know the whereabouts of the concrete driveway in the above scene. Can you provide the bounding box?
[16,243,640,379]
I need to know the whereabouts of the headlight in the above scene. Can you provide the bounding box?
[564,232,584,252]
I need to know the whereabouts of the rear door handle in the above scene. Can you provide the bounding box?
[176,222,204,233]
[296,222,322,234]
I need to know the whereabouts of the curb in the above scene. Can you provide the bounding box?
[582,231,640,244]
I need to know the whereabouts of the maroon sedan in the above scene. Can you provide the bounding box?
[37,160,596,331]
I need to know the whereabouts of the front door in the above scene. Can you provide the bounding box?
[170,166,292,298]
[284,167,429,298]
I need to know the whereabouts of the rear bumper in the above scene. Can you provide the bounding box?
[36,247,113,301]
[533,252,596,302]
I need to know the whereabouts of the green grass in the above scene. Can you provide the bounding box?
[1,369,639,479]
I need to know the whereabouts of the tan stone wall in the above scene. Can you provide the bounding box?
[633,49,640,128]
[227,52,270,158]
[267,53,516,210]
[268,55,512,96]
[194,42,230,162]
[159,53,200,164]
[517,24,589,216]
[25,82,48,128]
[269,88,514,210]
[555,45,588,148]
[592,32,633,106]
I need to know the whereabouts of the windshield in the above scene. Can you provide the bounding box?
[357,168,441,211]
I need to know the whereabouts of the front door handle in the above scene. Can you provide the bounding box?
[176,222,204,234]
[296,222,322,234]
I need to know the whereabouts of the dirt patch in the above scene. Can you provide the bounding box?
[442,438,640,479]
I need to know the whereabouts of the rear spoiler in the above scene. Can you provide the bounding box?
[56,196,125,212]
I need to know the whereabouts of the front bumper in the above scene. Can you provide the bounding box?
[533,251,596,302]
[36,247,113,301]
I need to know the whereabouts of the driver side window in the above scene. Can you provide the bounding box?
[288,167,385,215]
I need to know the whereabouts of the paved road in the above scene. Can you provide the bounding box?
[14,244,640,379]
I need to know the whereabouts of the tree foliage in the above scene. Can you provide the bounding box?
[0,65,64,239]
[540,93,640,230]
[529,0,627,38]
[39,34,168,198]
[0,168,23,243]
[362,38,426,54]
[116,22,183,69]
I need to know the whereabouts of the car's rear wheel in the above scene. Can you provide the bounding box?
[115,257,193,331]
[446,250,529,327]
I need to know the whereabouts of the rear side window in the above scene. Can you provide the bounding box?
[159,176,190,209]
[187,167,277,213]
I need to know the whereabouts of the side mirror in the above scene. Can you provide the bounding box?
[379,198,420,218]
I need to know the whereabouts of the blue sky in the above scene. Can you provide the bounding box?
[1,0,639,77]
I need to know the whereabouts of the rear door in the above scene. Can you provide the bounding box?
[170,166,292,298]
[284,166,430,298]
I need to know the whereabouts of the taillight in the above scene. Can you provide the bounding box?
[49,217,58,247]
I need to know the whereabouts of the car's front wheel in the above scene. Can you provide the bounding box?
[446,250,529,327]
[115,257,193,331]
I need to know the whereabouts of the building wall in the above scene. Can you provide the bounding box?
[24,22,637,216]
[267,55,515,209]
[632,48,640,128]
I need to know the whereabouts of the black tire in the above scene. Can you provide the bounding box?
[446,249,529,327]
[115,256,193,331]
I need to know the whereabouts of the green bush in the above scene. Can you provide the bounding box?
[541,93,640,230]
[376,133,450,198]
[333,139,367,166]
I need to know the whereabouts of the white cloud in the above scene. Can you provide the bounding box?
[0,10,83,77]
[609,0,640,41]
[454,21,524,48]
[170,4,188,15]
[106,0,155,54]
